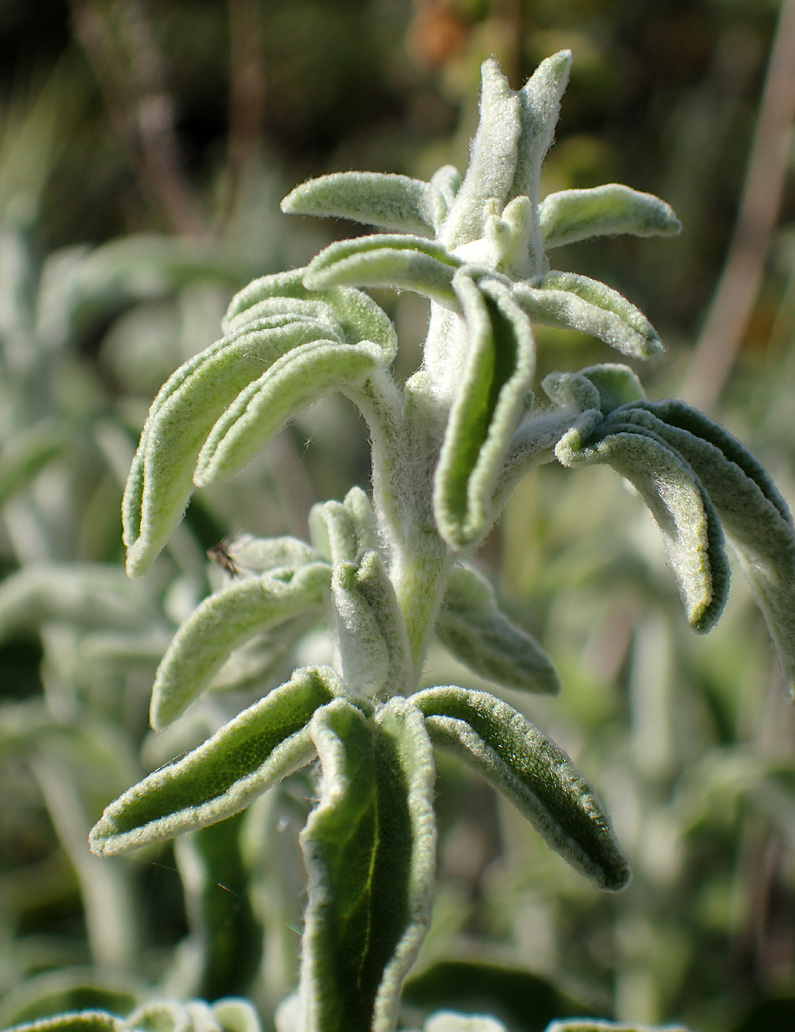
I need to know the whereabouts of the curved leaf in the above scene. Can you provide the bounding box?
[193,334,392,488]
[123,312,341,576]
[281,171,442,235]
[441,60,521,249]
[299,697,436,1032]
[89,666,344,855]
[437,563,559,694]
[514,273,663,359]
[556,422,730,632]
[540,184,681,249]
[303,234,460,304]
[150,562,331,730]
[413,686,629,891]
[434,274,535,550]
[619,401,795,693]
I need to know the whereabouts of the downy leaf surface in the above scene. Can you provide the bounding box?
[434,274,535,550]
[413,686,629,890]
[89,666,346,855]
[299,697,436,1032]
[539,184,681,249]
[150,562,331,730]
[437,563,559,694]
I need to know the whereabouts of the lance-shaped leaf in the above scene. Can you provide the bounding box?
[556,422,730,632]
[123,308,343,575]
[193,332,392,488]
[434,274,535,550]
[441,60,521,249]
[281,171,444,235]
[413,686,629,891]
[511,50,573,271]
[514,272,663,359]
[0,1013,125,1032]
[617,401,795,693]
[299,697,436,1032]
[218,533,321,576]
[309,486,381,565]
[332,551,412,700]
[89,665,344,856]
[150,562,331,730]
[303,234,461,304]
[437,563,559,694]
[223,268,398,354]
[540,184,681,249]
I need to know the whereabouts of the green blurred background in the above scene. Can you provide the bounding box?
[1,2,794,1031]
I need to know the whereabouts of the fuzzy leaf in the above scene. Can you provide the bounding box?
[299,697,436,1032]
[514,272,663,358]
[281,172,442,235]
[413,686,629,890]
[434,274,535,550]
[193,333,393,488]
[540,184,681,249]
[556,422,730,632]
[223,269,398,352]
[303,234,460,303]
[309,486,381,565]
[441,61,521,249]
[150,562,331,730]
[437,563,559,694]
[89,666,344,855]
[123,307,342,575]
[332,550,412,700]
[544,1022,690,1032]
[217,533,321,576]
[0,1013,125,1032]
[618,401,795,693]
[511,50,573,270]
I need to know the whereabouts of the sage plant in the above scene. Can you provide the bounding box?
[88,52,795,1032]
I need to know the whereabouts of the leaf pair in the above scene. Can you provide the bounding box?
[123,272,397,576]
[548,366,795,692]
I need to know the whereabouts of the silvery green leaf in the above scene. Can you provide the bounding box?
[309,486,381,565]
[0,563,156,642]
[540,184,681,249]
[89,665,345,855]
[332,550,412,700]
[514,272,663,358]
[125,999,262,1032]
[0,1013,125,1032]
[441,60,521,249]
[123,311,342,576]
[511,50,573,271]
[617,401,795,692]
[223,269,398,354]
[303,234,461,304]
[423,1014,507,1032]
[281,171,442,235]
[556,422,730,632]
[205,616,316,695]
[434,274,536,550]
[430,164,462,216]
[578,363,646,415]
[437,563,559,694]
[541,370,601,414]
[150,562,331,730]
[332,558,391,697]
[299,697,436,1032]
[544,1022,690,1032]
[219,533,321,576]
[193,331,395,489]
[413,685,629,890]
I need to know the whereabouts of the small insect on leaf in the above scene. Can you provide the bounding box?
[207,538,240,578]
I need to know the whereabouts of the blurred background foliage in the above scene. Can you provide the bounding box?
[1,1,794,1031]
